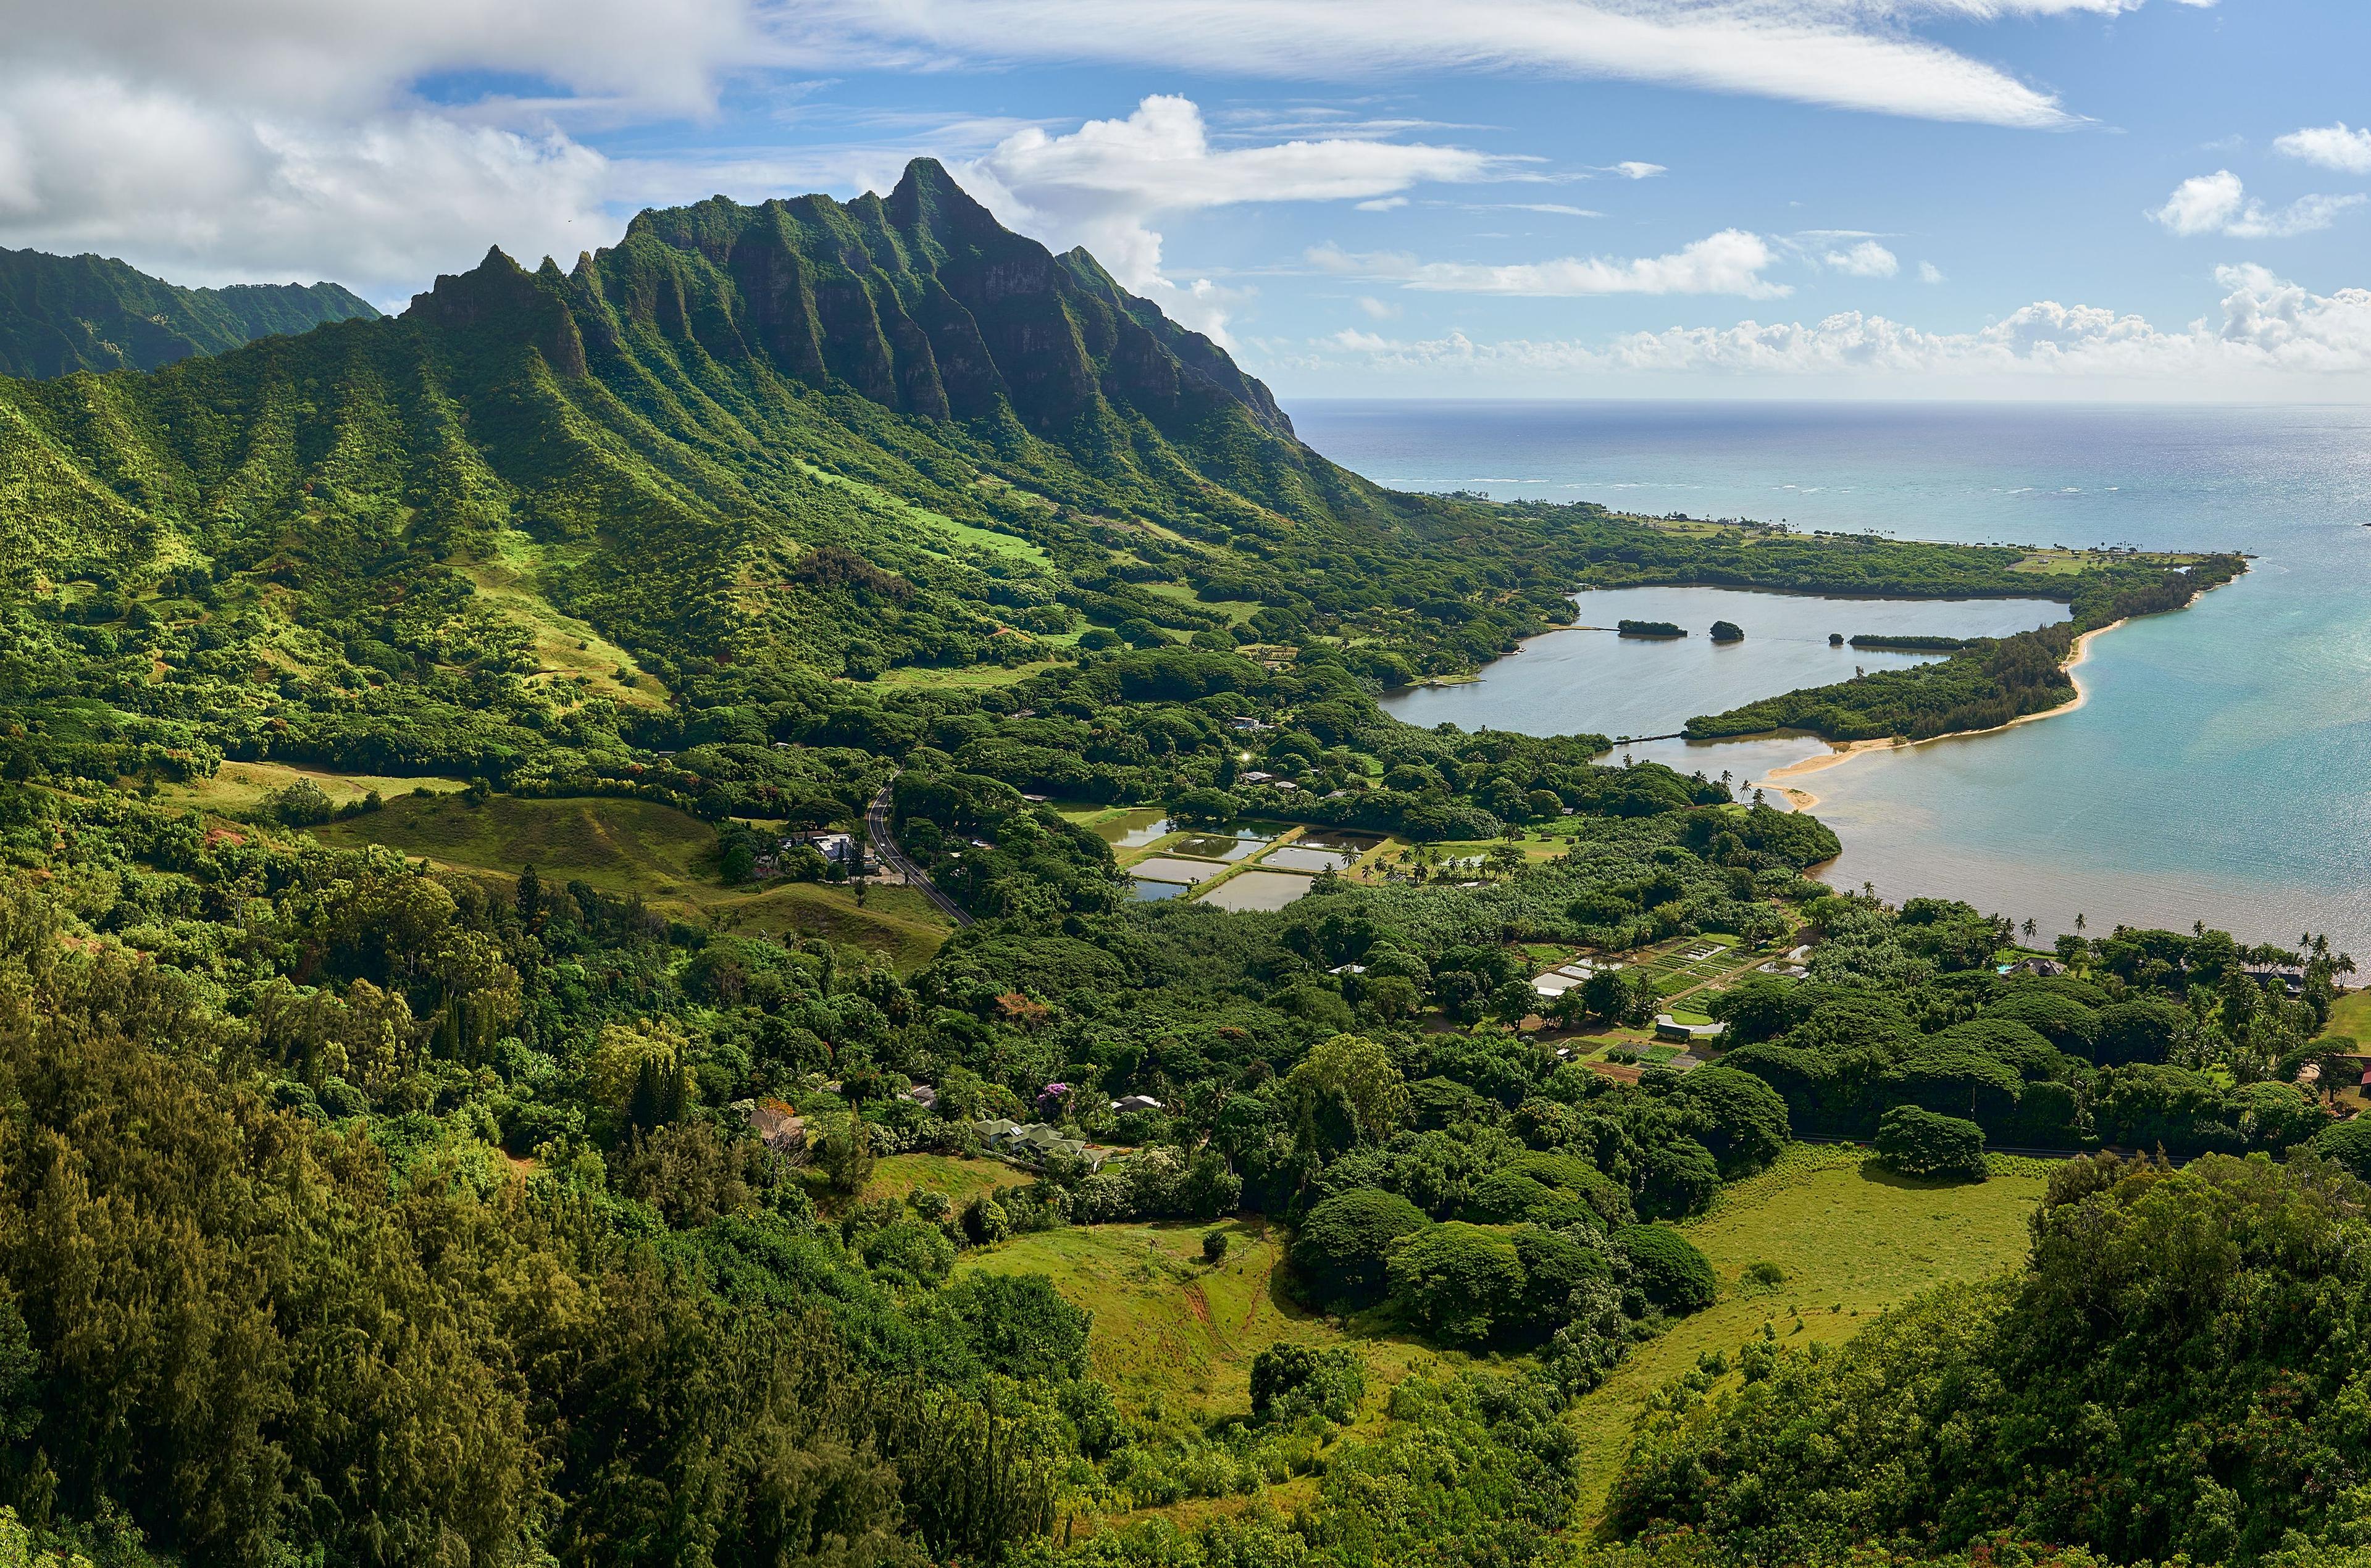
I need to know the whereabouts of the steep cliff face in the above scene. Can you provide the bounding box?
[0,248,378,378]
[399,159,1292,444]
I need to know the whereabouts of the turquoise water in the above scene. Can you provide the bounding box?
[1291,401,2371,956]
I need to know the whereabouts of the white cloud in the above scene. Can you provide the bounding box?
[2275,123,2371,176]
[1919,260,1946,283]
[2150,170,2364,239]
[777,0,2102,129]
[1611,161,1667,179]
[1356,295,1400,319]
[1823,240,1899,277]
[1492,202,1604,217]
[1356,195,1410,211]
[0,72,611,298]
[1287,265,2371,396]
[1313,229,1789,298]
[958,94,1504,336]
[0,0,764,297]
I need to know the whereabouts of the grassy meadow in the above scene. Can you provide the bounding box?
[956,1219,1437,1417]
[1567,1144,2047,1520]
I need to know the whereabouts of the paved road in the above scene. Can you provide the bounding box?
[865,778,972,927]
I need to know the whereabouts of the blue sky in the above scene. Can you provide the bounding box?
[6,0,2369,398]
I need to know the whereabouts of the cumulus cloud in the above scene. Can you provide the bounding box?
[2150,170,2364,239]
[0,0,768,296]
[0,73,612,297]
[1290,265,2371,394]
[2275,123,2371,176]
[774,0,2108,129]
[1309,230,1788,297]
[958,95,1504,336]
[1823,240,1900,277]
[1919,261,1946,283]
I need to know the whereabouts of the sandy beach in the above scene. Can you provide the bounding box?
[1750,618,2130,810]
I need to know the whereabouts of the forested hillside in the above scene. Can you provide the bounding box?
[0,248,377,378]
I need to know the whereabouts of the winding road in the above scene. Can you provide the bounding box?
[865,778,972,927]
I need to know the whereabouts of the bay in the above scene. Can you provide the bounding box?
[1292,401,2371,957]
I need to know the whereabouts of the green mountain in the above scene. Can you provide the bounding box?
[0,159,1612,786]
[0,246,379,378]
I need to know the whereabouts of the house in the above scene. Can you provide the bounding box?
[1653,1015,1727,1045]
[2009,957,2069,978]
[787,830,863,867]
[902,1083,940,1111]
[1239,770,1276,785]
[1229,716,1273,733]
[977,1119,1110,1170]
[1329,962,1367,976]
[1110,1094,1164,1114]
[745,1101,806,1154]
[1272,780,1299,791]
[2244,961,2310,995]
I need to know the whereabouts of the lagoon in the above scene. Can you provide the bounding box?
[1294,400,2371,957]
[1381,584,2066,742]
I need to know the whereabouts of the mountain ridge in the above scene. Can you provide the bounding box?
[0,246,380,378]
[0,159,1595,785]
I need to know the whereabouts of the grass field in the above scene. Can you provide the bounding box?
[314,791,954,969]
[1567,1144,2048,1521]
[955,1220,1437,1418]
[156,760,469,812]
[2324,990,2371,1041]
[861,1153,1033,1209]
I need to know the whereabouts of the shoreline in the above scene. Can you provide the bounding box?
[1753,617,2130,811]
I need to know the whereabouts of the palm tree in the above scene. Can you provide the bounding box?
[2022,917,2038,941]
[2075,912,2087,936]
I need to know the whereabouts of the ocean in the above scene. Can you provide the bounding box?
[1288,400,2371,958]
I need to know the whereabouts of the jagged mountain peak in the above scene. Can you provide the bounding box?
[393,164,1292,441]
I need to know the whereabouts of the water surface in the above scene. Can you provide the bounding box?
[1292,401,2371,955]
[1381,585,2065,741]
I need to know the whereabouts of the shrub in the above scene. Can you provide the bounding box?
[2307,1117,2371,1182]
[269,778,335,826]
[1248,1344,1365,1424]
[1670,1065,1791,1177]
[940,1273,1090,1382]
[1874,1103,1988,1180]
[1613,1225,1717,1314]
[1385,1221,1525,1345]
[859,1219,955,1286]
[1292,1188,1429,1306]
[1203,1230,1229,1266]
[1635,1137,1721,1220]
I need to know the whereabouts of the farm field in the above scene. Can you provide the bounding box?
[1566,1144,2049,1521]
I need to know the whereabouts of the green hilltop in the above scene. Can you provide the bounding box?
[0,246,378,378]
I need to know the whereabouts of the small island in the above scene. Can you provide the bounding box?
[1710,620,1745,643]
[1829,632,1846,646]
[1849,633,1974,652]
[1618,619,1687,638]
